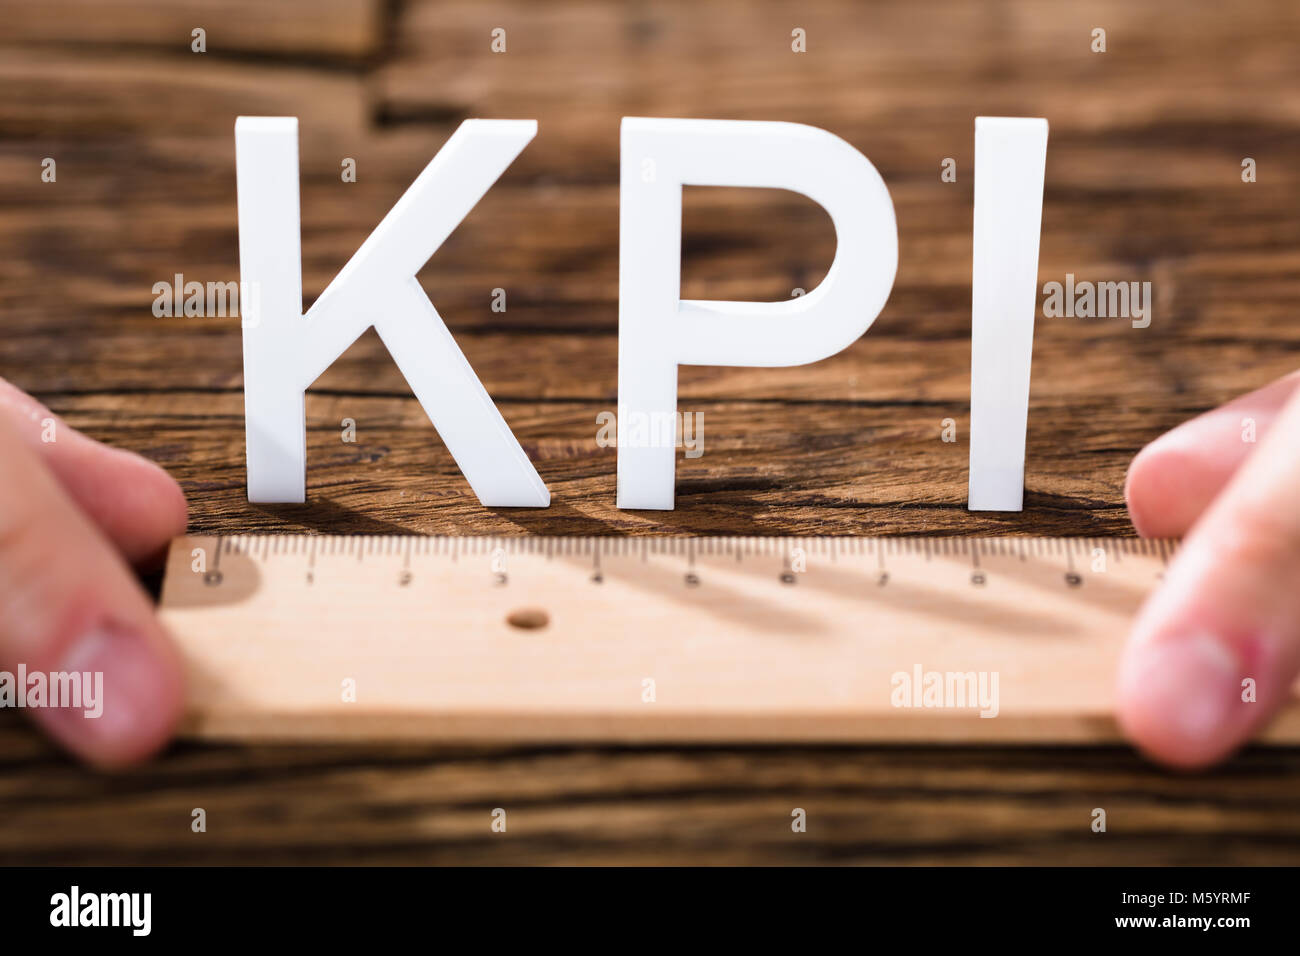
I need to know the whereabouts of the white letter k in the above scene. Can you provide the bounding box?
[235,117,548,506]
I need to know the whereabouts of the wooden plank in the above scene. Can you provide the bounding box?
[0,0,384,60]
[378,0,1300,177]
[0,50,368,138]
[3,164,1298,335]
[0,370,1217,537]
[2,723,1297,864]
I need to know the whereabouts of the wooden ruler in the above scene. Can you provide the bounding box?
[159,535,1300,744]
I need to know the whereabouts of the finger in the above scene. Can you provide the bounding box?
[1125,371,1300,538]
[0,378,187,564]
[0,411,185,767]
[1117,382,1300,768]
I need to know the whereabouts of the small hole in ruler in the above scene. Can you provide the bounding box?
[507,607,550,630]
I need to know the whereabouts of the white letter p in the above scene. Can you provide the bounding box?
[616,118,898,510]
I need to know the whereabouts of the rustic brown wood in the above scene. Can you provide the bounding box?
[0,0,385,59]
[1,0,1299,864]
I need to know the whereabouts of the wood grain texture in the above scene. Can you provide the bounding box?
[1,0,1299,864]
[0,0,385,59]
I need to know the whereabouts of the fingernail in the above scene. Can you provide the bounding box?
[35,625,182,766]
[1123,450,1154,536]
[1119,633,1246,767]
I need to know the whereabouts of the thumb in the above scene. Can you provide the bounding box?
[1117,385,1300,768]
[0,413,185,766]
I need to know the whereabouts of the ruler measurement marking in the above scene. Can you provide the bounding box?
[188,536,1180,573]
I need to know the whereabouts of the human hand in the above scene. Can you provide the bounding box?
[1121,370,1300,767]
[0,377,186,766]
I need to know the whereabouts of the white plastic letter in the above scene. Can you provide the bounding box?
[968,116,1049,512]
[616,118,898,510]
[235,116,549,506]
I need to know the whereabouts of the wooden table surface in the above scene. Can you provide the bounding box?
[2,0,1300,864]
